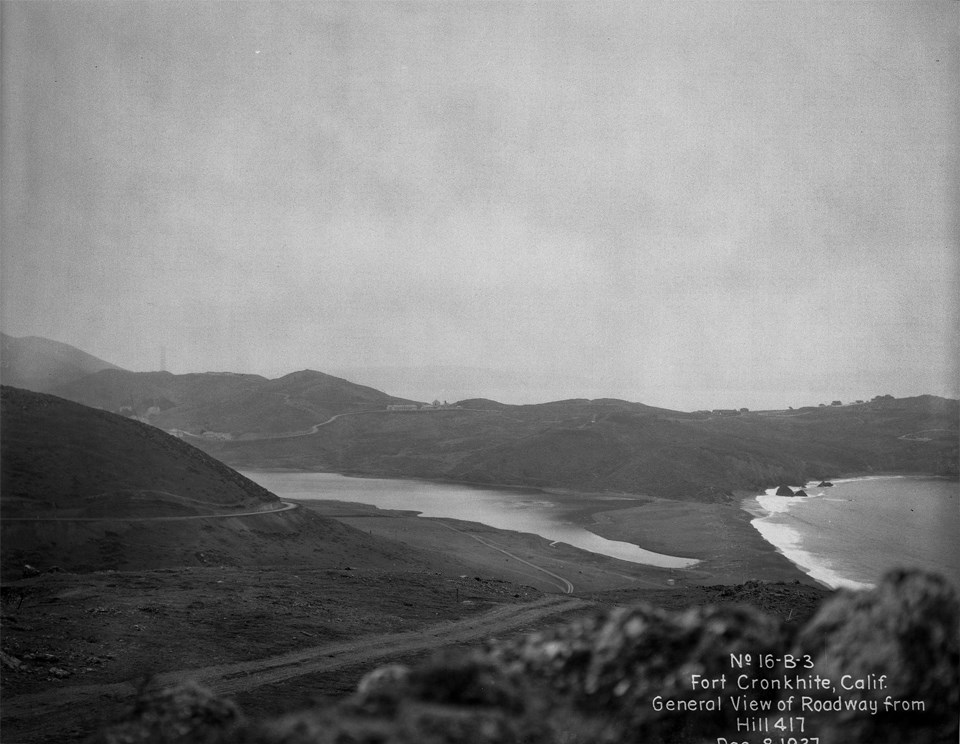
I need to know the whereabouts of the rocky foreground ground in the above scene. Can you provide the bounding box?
[88,569,957,744]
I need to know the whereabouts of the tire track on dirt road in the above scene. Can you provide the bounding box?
[3,595,592,741]
[437,522,576,594]
[1,501,299,522]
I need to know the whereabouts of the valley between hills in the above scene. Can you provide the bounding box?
[1,334,957,742]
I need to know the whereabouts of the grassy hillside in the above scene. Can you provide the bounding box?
[0,386,277,518]
[0,334,122,392]
[0,386,434,576]
[48,369,268,417]
[50,368,416,435]
[196,395,958,501]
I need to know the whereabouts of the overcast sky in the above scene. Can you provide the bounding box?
[2,1,957,409]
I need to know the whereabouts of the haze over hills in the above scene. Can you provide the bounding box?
[0,335,419,435]
[327,365,601,408]
[57,367,417,435]
[0,333,122,392]
[2,335,957,503]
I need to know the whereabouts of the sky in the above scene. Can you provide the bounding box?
[2,1,957,410]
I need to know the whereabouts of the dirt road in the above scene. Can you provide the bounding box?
[438,522,576,594]
[0,501,299,523]
[3,594,592,742]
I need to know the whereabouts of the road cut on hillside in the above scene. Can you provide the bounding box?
[0,501,299,522]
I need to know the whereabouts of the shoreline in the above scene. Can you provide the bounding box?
[574,496,817,586]
[245,467,955,588]
[271,475,818,587]
[746,474,959,590]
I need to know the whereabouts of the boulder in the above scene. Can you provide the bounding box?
[1,650,22,670]
[775,485,794,496]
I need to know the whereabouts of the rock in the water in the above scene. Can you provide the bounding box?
[775,485,794,496]
[794,489,808,497]
[818,480,834,487]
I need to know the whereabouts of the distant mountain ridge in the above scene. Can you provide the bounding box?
[3,336,957,504]
[50,367,418,435]
[0,333,122,392]
[195,393,959,502]
[0,335,420,436]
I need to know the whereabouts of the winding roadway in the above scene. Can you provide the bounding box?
[1,501,299,522]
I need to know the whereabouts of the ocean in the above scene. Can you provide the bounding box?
[745,476,959,590]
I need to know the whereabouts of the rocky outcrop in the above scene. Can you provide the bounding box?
[90,570,958,744]
[776,485,794,496]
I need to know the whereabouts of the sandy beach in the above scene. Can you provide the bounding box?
[580,496,817,585]
[299,490,815,594]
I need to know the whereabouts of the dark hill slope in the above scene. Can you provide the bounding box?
[155,370,413,435]
[50,368,416,435]
[0,386,276,518]
[196,396,958,501]
[0,333,122,392]
[0,386,435,575]
[50,369,268,421]
[453,397,957,499]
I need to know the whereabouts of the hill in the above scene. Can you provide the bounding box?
[49,367,417,435]
[0,386,428,575]
[0,334,122,392]
[49,369,269,427]
[4,337,955,502]
[0,386,279,519]
[195,395,959,501]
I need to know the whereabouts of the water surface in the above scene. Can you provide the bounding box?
[746,476,959,589]
[242,470,698,569]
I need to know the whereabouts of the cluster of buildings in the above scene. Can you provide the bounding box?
[387,400,459,412]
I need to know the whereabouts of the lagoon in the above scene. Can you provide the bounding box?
[241,470,698,569]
